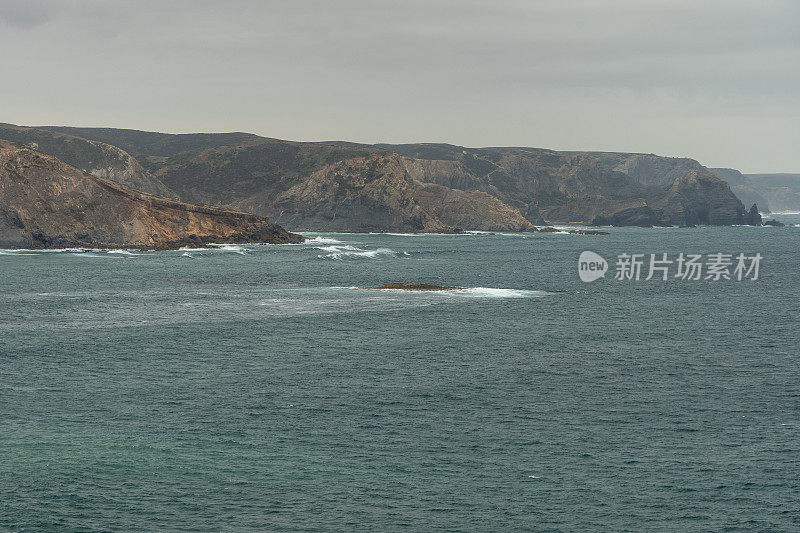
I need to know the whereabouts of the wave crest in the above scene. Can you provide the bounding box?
[317,245,397,260]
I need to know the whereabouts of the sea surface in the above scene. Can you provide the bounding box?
[2,216,799,531]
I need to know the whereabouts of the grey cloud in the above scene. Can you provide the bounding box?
[0,0,61,28]
[0,0,797,172]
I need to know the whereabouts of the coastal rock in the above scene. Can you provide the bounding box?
[654,171,760,226]
[744,204,763,226]
[0,142,302,249]
[763,219,785,227]
[367,283,463,291]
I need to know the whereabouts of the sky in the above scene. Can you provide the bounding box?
[0,0,798,172]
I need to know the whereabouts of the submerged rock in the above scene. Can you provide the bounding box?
[366,283,463,291]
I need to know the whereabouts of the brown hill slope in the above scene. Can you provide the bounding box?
[0,124,174,197]
[0,142,301,249]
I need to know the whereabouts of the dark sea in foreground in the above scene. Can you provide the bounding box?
[2,216,799,532]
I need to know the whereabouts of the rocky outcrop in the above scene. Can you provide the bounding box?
[0,142,302,249]
[366,283,463,291]
[654,171,759,226]
[744,204,762,226]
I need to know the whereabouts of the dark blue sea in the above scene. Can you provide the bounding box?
[2,216,799,531]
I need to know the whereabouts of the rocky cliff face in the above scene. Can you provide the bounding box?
[653,171,762,226]
[711,168,771,214]
[3,125,764,230]
[0,142,301,249]
[391,144,758,227]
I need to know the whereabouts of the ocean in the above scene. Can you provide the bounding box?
[1,216,799,531]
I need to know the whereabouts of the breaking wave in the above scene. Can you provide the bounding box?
[453,287,547,298]
[207,244,249,254]
[317,245,398,260]
[0,249,37,256]
[304,236,343,245]
[349,286,548,298]
[106,249,143,256]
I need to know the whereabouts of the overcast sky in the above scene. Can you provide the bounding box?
[1,0,798,172]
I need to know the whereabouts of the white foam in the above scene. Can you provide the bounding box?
[3,247,92,253]
[363,286,548,298]
[179,246,207,252]
[0,250,37,256]
[106,249,142,256]
[316,245,398,260]
[304,236,343,244]
[369,232,473,236]
[316,245,361,253]
[207,244,249,254]
[372,232,425,237]
[454,287,548,298]
[182,252,194,258]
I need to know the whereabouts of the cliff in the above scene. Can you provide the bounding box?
[6,124,764,230]
[389,144,763,227]
[0,142,302,249]
[744,173,800,212]
[711,168,771,214]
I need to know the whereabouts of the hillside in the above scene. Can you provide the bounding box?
[0,141,302,249]
[0,124,174,197]
[1,124,763,230]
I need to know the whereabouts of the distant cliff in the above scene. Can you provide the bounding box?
[390,145,760,227]
[711,168,771,213]
[0,141,302,249]
[744,173,800,212]
[6,124,764,230]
